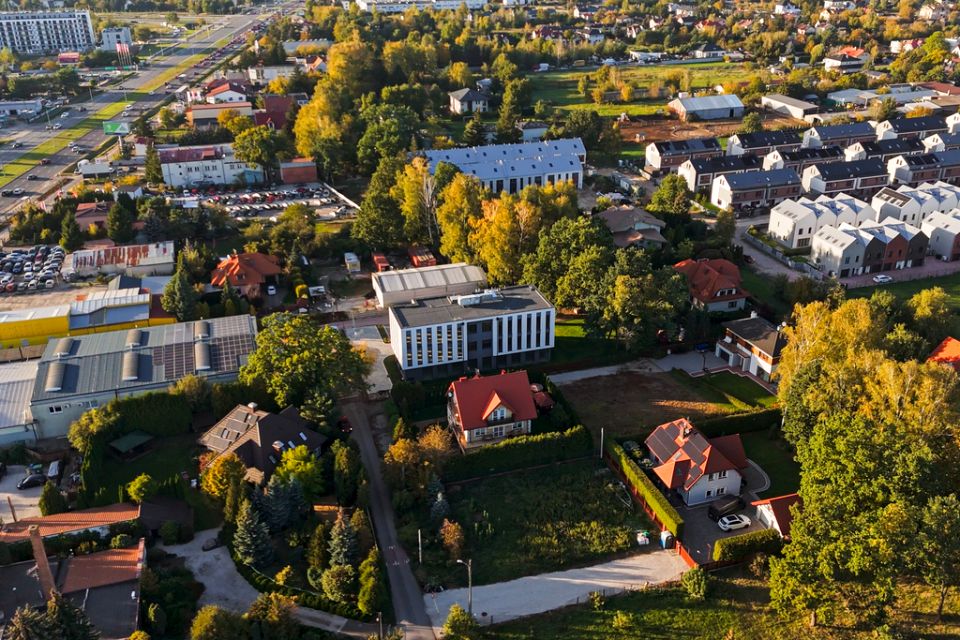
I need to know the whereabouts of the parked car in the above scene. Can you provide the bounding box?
[17,473,46,490]
[872,274,894,284]
[717,514,752,532]
[266,285,277,296]
[707,495,746,521]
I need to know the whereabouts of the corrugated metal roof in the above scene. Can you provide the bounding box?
[0,305,70,324]
[32,315,257,403]
[374,263,487,294]
[421,138,586,180]
[670,94,744,112]
[0,360,38,428]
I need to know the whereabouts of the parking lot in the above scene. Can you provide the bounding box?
[0,244,66,297]
[0,282,108,310]
[199,185,358,220]
[0,465,43,521]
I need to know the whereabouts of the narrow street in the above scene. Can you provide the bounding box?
[344,401,436,640]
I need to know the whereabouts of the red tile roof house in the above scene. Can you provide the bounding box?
[752,493,801,539]
[210,251,282,298]
[673,258,750,312]
[447,370,539,451]
[927,336,960,372]
[644,418,749,506]
[0,503,141,544]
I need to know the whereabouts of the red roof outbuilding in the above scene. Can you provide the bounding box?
[928,336,960,372]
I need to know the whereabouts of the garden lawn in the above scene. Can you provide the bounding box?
[561,370,741,439]
[529,62,749,117]
[741,431,800,498]
[486,569,960,640]
[702,372,777,408]
[97,433,223,530]
[740,266,791,320]
[440,460,652,586]
[544,316,633,372]
[846,270,960,308]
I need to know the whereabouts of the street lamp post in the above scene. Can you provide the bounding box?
[456,558,473,616]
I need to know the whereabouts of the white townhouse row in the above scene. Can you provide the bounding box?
[871,181,960,226]
[768,193,876,249]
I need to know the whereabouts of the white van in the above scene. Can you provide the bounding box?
[46,459,62,481]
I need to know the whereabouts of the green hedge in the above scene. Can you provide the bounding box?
[697,408,781,438]
[712,527,782,562]
[442,425,594,482]
[605,440,684,538]
[228,545,367,620]
[113,392,192,438]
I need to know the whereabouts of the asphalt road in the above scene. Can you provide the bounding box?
[344,401,436,640]
[0,11,265,222]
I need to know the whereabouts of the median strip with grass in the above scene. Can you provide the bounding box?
[0,33,234,189]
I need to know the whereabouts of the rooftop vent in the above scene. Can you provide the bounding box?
[194,341,211,371]
[125,328,142,348]
[44,361,66,393]
[194,320,210,340]
[121,351,139,382]
[53,337,74,358]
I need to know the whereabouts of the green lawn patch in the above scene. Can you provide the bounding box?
[97,432,222,531]
[846,270,960,308]
[544,316,632,372]
[740,266,791,319]
[410,460,652,588]
[702,372,777,408]
[529,62,749,116]
[740,431,800,498]
[667,369,750,413]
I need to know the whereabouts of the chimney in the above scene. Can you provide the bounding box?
[247,402,258,410]
[29,525,56,602]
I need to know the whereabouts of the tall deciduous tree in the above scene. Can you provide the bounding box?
[436,173,483,262]
[392,157,435,245]
[649,174,692,218]
[245,593,299,640]
[274,445,326,499]
[233,125,277,180]
[201,453,246,500]
[353,155,405,249]
[915,494,960,620]
[38,481,68,516]
[239,313,368,410]
[521,216,613,304]
[189,605,248,640]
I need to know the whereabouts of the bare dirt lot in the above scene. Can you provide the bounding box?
[561,371,735,439]
[619,113,804,145]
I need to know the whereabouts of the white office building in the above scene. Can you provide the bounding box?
[158,144,264,188]
[388,285,555,381]
[352,0,485,11]
[0,11,95,54]
[100,26,131,52]
[420,138,585,194]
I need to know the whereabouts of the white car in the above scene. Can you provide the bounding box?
[266,285,277,296]
[717,514,751,532]
[872,274,894,284]
[52,123,61,130]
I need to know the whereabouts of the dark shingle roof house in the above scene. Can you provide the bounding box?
[199,403,326,485]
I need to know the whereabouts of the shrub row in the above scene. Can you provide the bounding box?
[712,527,783,562]
[442,425,594,482]
[227,545,367,620]
[605,440,684,538]
[697,408,781,438]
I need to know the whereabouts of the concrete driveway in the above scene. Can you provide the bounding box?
[0,465,43,521]
[424,550,687,628]
[735,215,799,279]
[159,532,258,613]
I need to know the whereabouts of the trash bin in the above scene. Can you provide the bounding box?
[660,530,674,549]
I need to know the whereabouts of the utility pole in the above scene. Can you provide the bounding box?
[457,558,473,616]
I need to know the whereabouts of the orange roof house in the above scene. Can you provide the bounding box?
[928,336,960,372]
[644,418,748,506]
[673,258,749,312]
[752,493,801,539]
[210,251,282,299]
[0,503,141,543]
[447,371,539,450]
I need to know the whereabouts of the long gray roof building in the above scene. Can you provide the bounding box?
[419,138,586,193]
[30,315,257,439]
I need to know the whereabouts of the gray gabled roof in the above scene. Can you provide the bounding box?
[721,167,800,189]
[731,130,800,148]
[688,154,762,173]
[449,88,488,102]
[670,94,744,113]
[810,121,875,140]
[811,158,886,180]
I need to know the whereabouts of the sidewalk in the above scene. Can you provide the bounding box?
[423,550,687,628]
